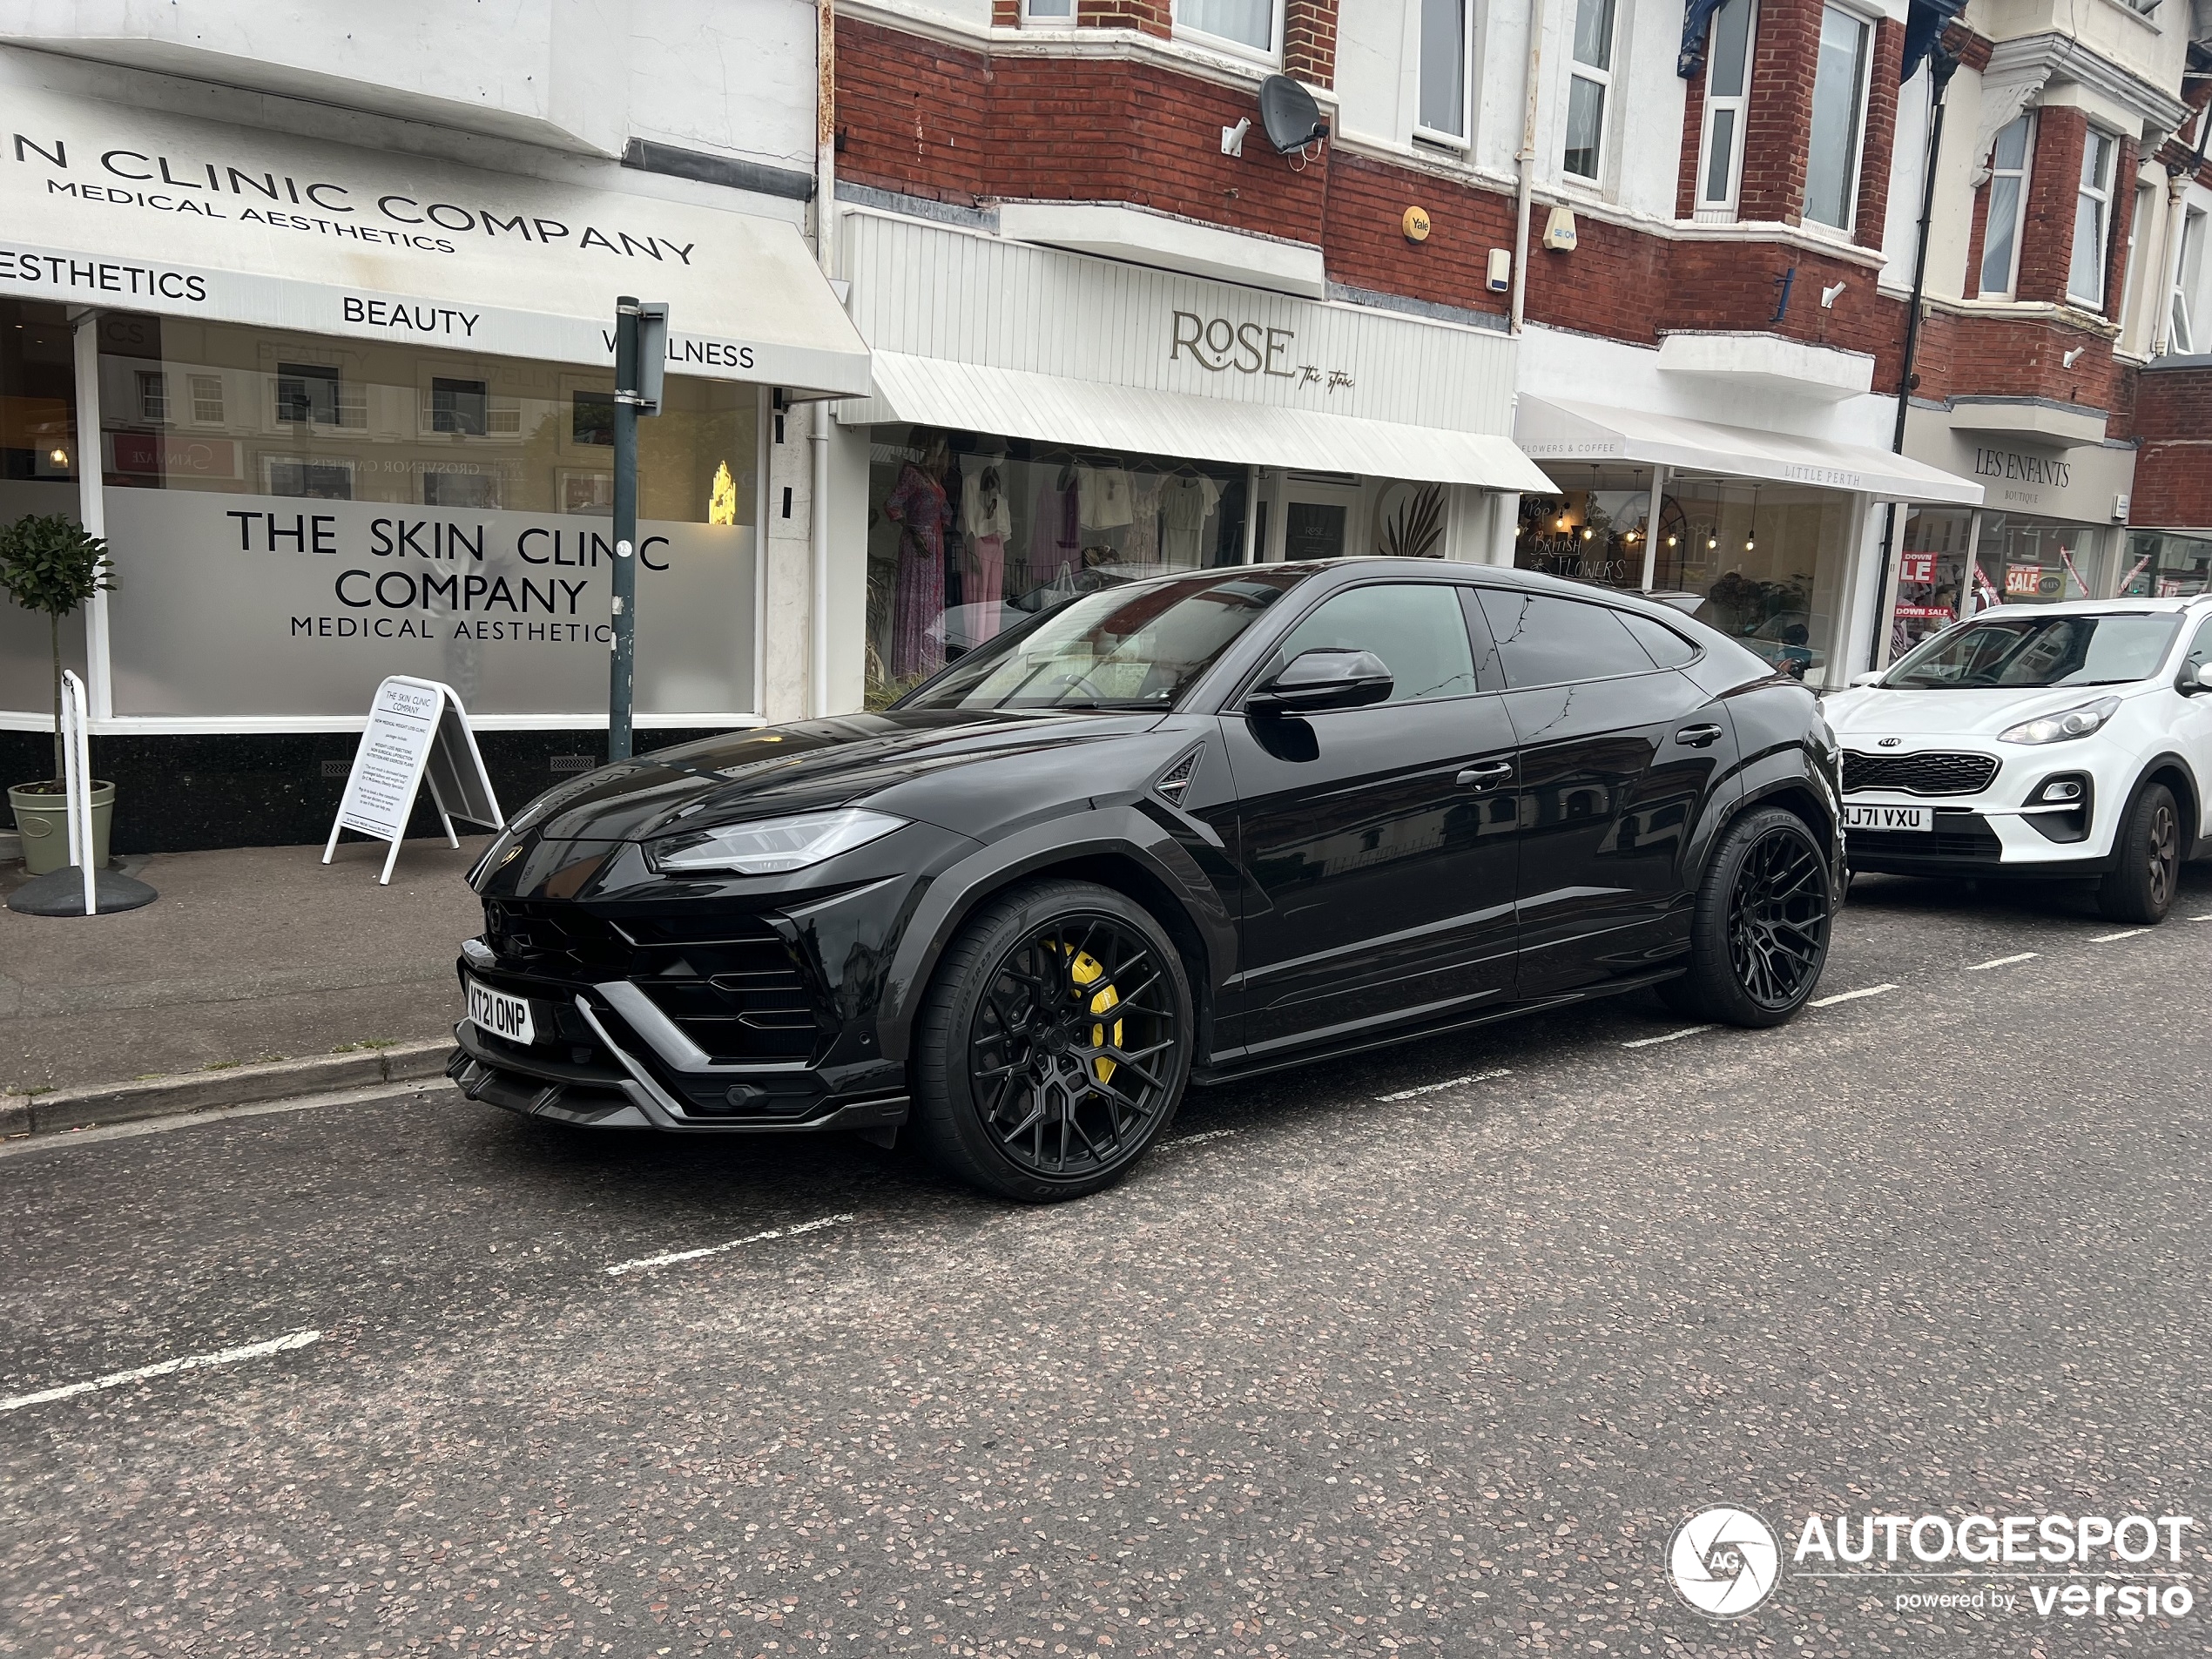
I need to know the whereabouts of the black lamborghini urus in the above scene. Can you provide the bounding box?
[449,558,1843,1201]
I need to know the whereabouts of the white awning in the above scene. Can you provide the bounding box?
[0,78,870,398]
[1515,395,1984,506]
[841,352,1554,492]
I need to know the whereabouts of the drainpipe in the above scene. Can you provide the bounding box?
[1868,47,1959,674]
[1512,0,1547,334]
[810,0,838,718]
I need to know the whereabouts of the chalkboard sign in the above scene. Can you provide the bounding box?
[324,676,504,884]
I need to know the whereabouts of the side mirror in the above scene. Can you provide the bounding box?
[1246,647,1394,716]
[2183,663,2212,695]
[1849,671,1885,687]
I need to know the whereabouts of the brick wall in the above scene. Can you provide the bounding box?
[1077,0,1171,37]
[1676,65,1708,221]
[1738,0,1819,224]
[1283,0,1336,85]
[1324,153,1512,319]
[1852,18,1903,250]
[2015,105,2084,306]
[2101,138,2139,321]
[1912,310,2126,411]
[2130,367,2212,528]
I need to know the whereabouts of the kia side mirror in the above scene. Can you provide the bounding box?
[1246,648,1394,716]
[2185,663,2212,695]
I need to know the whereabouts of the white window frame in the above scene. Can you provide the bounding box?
[1693,0,1758,219]
[2068,126,2117,310]
[1020,0,1074,23]
[1561,0,1619,184]
[2172,203,2207,355]
[1413,0,1474,147]
[1171,0,1282,63]
[135,369,168,424]
[187,372,226,427]
[1803,3,1874,233]
[1977,111,2034,298]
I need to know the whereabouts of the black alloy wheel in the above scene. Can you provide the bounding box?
[2096,781,2181,925]
[1662,807,1834,1028]
[914,880,1193,1201]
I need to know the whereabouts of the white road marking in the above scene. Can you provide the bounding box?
[0,1329,321,1414]
[2090,929,2149,943]
[1966,952,2040,971]
[1164,1128,1239,1148]
[1809,983,1897,1008]
[1375,1067,1513,1103]
[603,1212,854,1277]
[2189,914,2212,922]
[1621,1025,1715,1049]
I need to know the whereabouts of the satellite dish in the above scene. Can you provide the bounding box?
[1258,75,1327,155]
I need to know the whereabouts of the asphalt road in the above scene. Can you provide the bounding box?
[3,869,2208,1656]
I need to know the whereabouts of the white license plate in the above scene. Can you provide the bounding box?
[467,977,536,1046]
[1843,803,1932,833]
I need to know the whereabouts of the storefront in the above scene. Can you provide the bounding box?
[0,71,867,846]
[823,211,1550,705]
[1890,406,2139,658]
[1513,395,1984,688]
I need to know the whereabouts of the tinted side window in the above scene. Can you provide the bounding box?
[1271,583,1478,704]
[1476,590,1658,688]
[1621,611,1698,669]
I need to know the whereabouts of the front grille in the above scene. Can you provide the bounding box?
[1842,750,1999,797]
[482,899,635,976]
[626,914,820,1063]
[1848,810,2005,860]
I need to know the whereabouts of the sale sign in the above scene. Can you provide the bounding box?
[2005,563,2045,596]
[1899,552,1937,583]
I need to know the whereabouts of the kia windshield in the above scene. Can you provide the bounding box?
[898,570,1304,711]
[1883,613,2181,690]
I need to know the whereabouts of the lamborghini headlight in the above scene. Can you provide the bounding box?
[646,806,906,874]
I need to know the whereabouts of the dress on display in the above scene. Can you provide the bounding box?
[884,460,948,681]
[961,457,1014,644]
[1159,473,1224,565]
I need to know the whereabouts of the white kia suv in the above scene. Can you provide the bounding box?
[1824,597,2212,923]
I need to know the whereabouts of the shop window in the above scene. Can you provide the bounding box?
[2069,129,2116,309]
[2170,206,2206,354]
[1804,5,1871,232]
[82,314,761,721]
[1562,0,1617,182]
[2115,531,2212,598]
[1517,470,1653,590]
[1693,0,1757,219]
[1635,479,1854,684]
[1978,113,2033,298]
[1417,0,1471,144]
[864,426,1249,706]
[1274,584,1478,703]
[274,362,363,428]
[136,370,168,424]
[1886,505,1973,661]
[0,296,85,718]
[1175,0,1278,57]
[1973,515,2104,608]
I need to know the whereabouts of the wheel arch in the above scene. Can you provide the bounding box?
[2135,752,2202,850]
[876,809,1231,1066]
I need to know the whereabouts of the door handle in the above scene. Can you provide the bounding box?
[1456,760,1514,788]
[1674,724,1724,747]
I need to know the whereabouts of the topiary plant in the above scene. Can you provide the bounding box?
[0,511,115,788]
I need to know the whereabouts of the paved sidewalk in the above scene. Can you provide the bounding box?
[0,837,487,1097]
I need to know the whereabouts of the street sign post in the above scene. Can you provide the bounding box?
[608,296,669,762]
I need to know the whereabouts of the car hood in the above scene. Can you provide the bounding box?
[494,707,1170,849]
[1824,684,2148,740]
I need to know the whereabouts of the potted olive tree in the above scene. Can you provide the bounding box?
[1,512,115,876]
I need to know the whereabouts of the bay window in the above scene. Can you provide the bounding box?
[1176,0,1278,55]
[1562,0,1617,181]
[2068,128,2115,309]
[1978,113,2033,298]
[1418,0,1471,143]
[1694,0,1757,218]
[1804,5,1870,231]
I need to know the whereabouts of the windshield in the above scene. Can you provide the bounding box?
[1884,613,2182,690]
[898,570,1305,711]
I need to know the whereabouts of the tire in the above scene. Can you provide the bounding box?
[2095,782,2180,925]
[911,879,1195,1203]
[1668,806,1836,1028]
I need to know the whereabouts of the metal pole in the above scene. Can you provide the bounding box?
[609,295,640,762]
[1869,49,1958,672]
[68,313,112,721]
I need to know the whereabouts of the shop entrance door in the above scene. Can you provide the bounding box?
[1278,474,1360,561]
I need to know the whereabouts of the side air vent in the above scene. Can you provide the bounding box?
[1154,745,1204,806]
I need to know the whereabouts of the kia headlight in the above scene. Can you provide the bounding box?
[1997,696,2120,745]
[648,807,906,874]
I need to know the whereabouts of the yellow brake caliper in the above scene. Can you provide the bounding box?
[1067,948,1123,1084]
